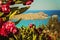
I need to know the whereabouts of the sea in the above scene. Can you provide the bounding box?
[12,10,60,28]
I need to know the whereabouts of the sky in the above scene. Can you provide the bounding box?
[28,0,60,10]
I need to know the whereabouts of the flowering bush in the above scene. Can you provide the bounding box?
[0,0,33,37]
[11,25,58,40]
[0,0,34,40]
[0,21,18,37]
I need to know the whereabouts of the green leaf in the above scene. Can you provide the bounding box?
[15,19,22,25]
[0,12,4,17]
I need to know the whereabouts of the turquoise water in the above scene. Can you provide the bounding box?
[14,16,50,28]
[16,19,49,28]
[12,10,60,28]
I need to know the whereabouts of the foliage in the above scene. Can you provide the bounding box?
[0,0,33,40]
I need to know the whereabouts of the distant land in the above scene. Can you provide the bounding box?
[10,12,48,20]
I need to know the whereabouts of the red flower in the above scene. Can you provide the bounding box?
[26,1,32,5]
[12,27,18,34]
[2,21,18,34]
[29,23,34,28]
[23,0,33,5]
[2,4,10,14]
[0,28,8,37]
